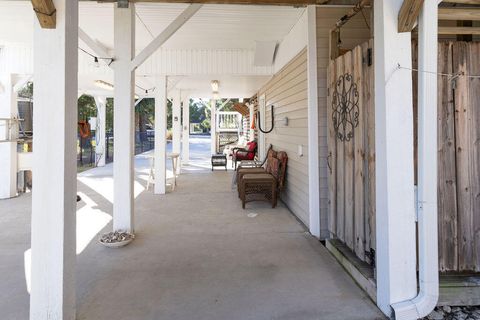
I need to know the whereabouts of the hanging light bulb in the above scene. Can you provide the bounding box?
[94,56,100,68]
[211,80,219,92]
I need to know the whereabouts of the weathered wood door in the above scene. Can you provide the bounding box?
[327,40,375,263]
[436,42,480,272]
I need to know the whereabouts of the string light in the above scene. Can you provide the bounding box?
[78,47,114,66]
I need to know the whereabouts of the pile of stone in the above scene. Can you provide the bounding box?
[100,231,135,244]
[424,306,480,320]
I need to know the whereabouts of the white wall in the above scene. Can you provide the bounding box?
[259,48,310,226]
[274,9,308,74]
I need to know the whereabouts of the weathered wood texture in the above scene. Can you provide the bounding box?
[430,41,480,272]
[31,0,56,29]
[398,0,424,33]
[413,41,480,272]
[328,40,480,272]
[327,39,374,264]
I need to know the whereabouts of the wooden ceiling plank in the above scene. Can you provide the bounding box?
[442,0,480,4]
[31,0,56,29]
[398,0,424,33]
[95,0,332,5]
[438,26,480,34]
[438,8,480,21]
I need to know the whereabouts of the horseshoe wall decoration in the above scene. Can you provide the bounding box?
[257,105,274,134]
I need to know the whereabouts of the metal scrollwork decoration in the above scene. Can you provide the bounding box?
[332,73,359,142]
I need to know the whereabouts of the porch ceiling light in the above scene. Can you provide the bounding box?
[211,80,219,92]
[94,80,114,91]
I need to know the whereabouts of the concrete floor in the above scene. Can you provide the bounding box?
[0,135,384,320]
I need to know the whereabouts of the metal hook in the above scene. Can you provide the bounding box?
[257,105,274,134]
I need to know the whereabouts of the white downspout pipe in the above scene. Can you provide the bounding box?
[391,1,439,319]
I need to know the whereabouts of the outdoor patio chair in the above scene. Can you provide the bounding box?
[235,146,275,192]
[238,151,288,209]
[232,141,257,169]
[223,136,247,159]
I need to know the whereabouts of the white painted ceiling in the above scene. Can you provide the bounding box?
[0,1,303,97]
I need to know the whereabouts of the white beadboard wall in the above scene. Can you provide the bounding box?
[258,48,310,226]
[0,43,273,77]
[316,7,372,237]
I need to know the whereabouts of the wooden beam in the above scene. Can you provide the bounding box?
[31,0,56,29]
[131,4,202,70]
[333,0,370,31]
[442,0,480,4]
[438,8,480,21]
[398,0,424,32]
[438,26,480,35]
[96,0,332,5]
[78,28,111,59]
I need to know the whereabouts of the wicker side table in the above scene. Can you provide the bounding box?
[240,173,277,209]
[211,154,227,171]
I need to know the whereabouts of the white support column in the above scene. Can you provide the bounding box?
[94,96,106,167]
[113,3,135,232]
[307,5,320,238]
[392,2,440,319]
[0,74,18,199]
[374,0,417,317]
[182,95,190,164]
[172,91,181,156]
[210,98,216,154]
[154,76,167,195]
[30,0,78,318]
[248,103,254,142]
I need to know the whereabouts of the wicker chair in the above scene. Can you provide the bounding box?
[235,146,275,189]
[238,150,288,209]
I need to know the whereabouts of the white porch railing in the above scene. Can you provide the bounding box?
[216,111,241,132]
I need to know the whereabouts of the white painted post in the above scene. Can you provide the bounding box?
[391,2,440,319]
[415,0,439,307]
[210,98,216,154]
[172,91,181,155]
[94,96,106,167]
[30,0,78,318]
[113,3,135,232]
[182,95,190,164]
[374,0,417,317]
[307,5,320,238]
[154,76,167,195]
[248,103,254,142]
[0,74,18,199]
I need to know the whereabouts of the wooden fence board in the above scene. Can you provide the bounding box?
[453,42,475,271]
[353,44,366,260]
[438,42,458,272]
[328,59,337,236]
[468,42,480,271]
[366,39,376,252]
[335,55,346,242]
[344,50,355,250]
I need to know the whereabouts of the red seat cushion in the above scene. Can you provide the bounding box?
[246,142,257,152]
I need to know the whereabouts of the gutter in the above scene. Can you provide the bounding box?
[391,1,440,319]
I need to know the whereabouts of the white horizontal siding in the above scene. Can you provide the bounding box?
[258,48,309,226]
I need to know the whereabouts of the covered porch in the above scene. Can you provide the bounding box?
[0,135,384,319]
